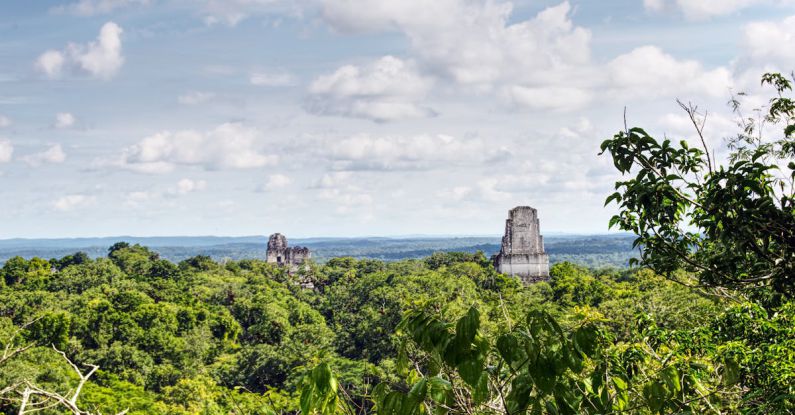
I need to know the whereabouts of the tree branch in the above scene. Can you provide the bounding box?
[677,99,714,174]
[6,345,128,415]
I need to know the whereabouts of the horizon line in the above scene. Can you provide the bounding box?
[0,231,631,242]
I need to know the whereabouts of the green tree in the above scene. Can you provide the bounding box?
[599,72,795,412]
[599,73,794,297]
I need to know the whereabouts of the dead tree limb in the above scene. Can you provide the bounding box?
[4,345,127,415]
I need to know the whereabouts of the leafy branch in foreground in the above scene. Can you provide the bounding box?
[300,362,356,415]
[600,72,795,297]
[365,306,736,415]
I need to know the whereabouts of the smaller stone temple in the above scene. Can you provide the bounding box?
[493,206,550,283]
[266,233,311,271]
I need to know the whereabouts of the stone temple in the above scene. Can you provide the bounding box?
[493,206,550,283]
[266,233,310,271]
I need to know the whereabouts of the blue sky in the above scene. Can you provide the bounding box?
[0,0,793,238]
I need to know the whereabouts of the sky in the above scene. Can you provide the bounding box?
[0,0,794,238]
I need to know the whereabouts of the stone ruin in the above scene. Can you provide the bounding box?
[266,233,310,272]
[493,206,550,283]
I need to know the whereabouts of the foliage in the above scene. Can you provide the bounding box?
[376,304,742,415]
[595,72,795,413]
[599,73,795,297]
[0,240,727,414]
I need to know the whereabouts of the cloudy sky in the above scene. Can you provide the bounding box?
[0,0,793,238]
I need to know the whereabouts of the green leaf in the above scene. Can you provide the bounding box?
[605,192,622,207]
[382,391,406,415]
[661,366,681,394]
[408,378,428,401]
[472,373,490,404]
[643,381,667,414]
[722,357,741,385]
[443,307,481,366]
[565,347,583,372]
[553,382,580,415]
[457,354,484,387]
[456,306,480,344]
[612,376,629,411]
[545,400,560,415]
[496,333,523,367]
[428,377,452,405]
[396,344,409,376]
[529,355,557,395]
[573,325,599,358]
[612,376,627,391]
[506,373,534,414]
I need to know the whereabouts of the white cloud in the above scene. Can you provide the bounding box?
[324,133,507,171]
[178,91,215,105]
[474,166,615,205]
[53,194,96,211]
[201,0,305,26]
[322,1,594,111]
[476,178,513,203]
[54,112,76,129]
[71,22,124,79]
[415,123,616,209]
[684,0,751,18]
[644,0,766,20]
[22,144,67,167]
[124,191,156,206]
[438,186,473,202]
[52,0,151,16]
[643,0,666,12]
[322,0,453,33]
[558,117,594,139]
[0,140,13,163]
[126,179,208,205]
[317,1,758,111]
[314,172,353,188]
[309,171,373,214]
[743,15,795,64]
[36,22,124,80]
[114,122,278,173]
[174,178,207,194]
[35,50,66,79]
[264,174,292,190]
[318,188,373,213]
[503,86,592,111]
[307,56,435,122]
[0,115,10,128]
[250,71,296,87]
[608,46,733,98]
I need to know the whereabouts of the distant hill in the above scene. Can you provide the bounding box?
[0,234,639,268]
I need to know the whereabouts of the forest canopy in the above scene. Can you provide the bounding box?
[1,245,729,414]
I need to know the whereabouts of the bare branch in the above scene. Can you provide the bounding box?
[0,383,20,398]
[51,345,99,406]
[3,345,128,415]
[677,99,713,174]
[1,318,42,367]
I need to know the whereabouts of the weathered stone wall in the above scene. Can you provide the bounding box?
[266,233,311,272]
[266,233,288,264]
[494,206,550,283]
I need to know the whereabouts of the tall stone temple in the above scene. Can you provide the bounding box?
[493,206,550,283]
[266,233,310,271]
